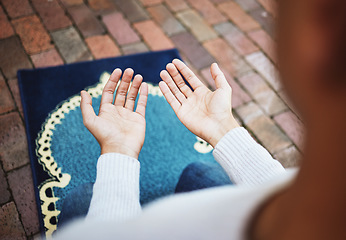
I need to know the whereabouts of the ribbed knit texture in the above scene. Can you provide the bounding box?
[213,127,286,186]
[86,153,141,222]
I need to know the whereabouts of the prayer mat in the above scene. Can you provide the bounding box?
[18,49,217,237]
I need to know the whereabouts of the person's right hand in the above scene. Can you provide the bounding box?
[159,59,239,147]
[80,68,148,159]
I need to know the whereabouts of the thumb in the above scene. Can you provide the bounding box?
[80,90,96,128]
[210,63,229,89]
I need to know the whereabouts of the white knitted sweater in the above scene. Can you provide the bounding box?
[55,127,297,240]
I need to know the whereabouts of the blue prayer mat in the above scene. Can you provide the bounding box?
[18,49,218,237]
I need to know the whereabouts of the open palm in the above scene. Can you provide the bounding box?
[159,59,239,147]
[81,68,148,158]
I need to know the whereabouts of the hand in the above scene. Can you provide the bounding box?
[159,59,239,147]
[80,68,148,159]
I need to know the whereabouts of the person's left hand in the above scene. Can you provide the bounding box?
[159,60,239,147]
[80,68,148,159]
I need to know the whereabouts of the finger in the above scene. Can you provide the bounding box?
[101,68,122,105]
[160,70,186,104]
[210,63,229,89]
[80,90,96,128]
[114,68,134,107]
[159,81,181,113]
[172,59,204,90]
[166,63,193,97]
[125,74,143,111]
[135,82,148,117]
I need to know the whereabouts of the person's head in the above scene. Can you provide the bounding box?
[278,0,346,123]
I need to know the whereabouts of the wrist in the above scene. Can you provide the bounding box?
[209,117,240,147]
[101,144,139,159]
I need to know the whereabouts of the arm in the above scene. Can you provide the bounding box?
[80,68,148,221]
[159,60,284,185]
[213,127,285,186]
[86,153,141,221]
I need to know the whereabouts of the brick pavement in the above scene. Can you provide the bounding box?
[0,0,303,238]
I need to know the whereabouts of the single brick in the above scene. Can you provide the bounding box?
[30,49,64,68]
[171,32,215,70]
[51,27,92,63]
[203,38,251,77]
[177,10,217,42]
[133,20,174,51]
[139,0,163,6]
[121,42,149,55]
[249,7,274,37]
[0,165,10,204]
[245,51,281,90]
[147,5,185,36]
[0,77,15,114]
[165,0,189,12]
[201,66,251,107]
[103,12,140,45]
[1,0,33,19]
[113,0,149,22]
[0,6,14,39]
[87,0,117,15]
[186,0,226,25]
[274,111,304,148]
[12,15,53,55]
[85,35,120,59]
[248,29,276,62]
[8,78,24,118]
[0,202,26,240]
[236,102,291,153]
[218,2,260,32]
[236,101,264,124]
[214,22,258,56]
[257,0,277,17]
[0,112,29,171]
[32,0,71,31]
[68,4,105,38]
[274,145,301,168]
[234,0,260,12]
[238,71,287,115]
[8,165,39,235]
[60,0,84,6]
[0,36,32,79]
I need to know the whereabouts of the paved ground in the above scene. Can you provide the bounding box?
[0,0,303,239]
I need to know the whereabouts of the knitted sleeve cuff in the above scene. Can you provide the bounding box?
[86,153,141,222]
[213,127,286,186]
